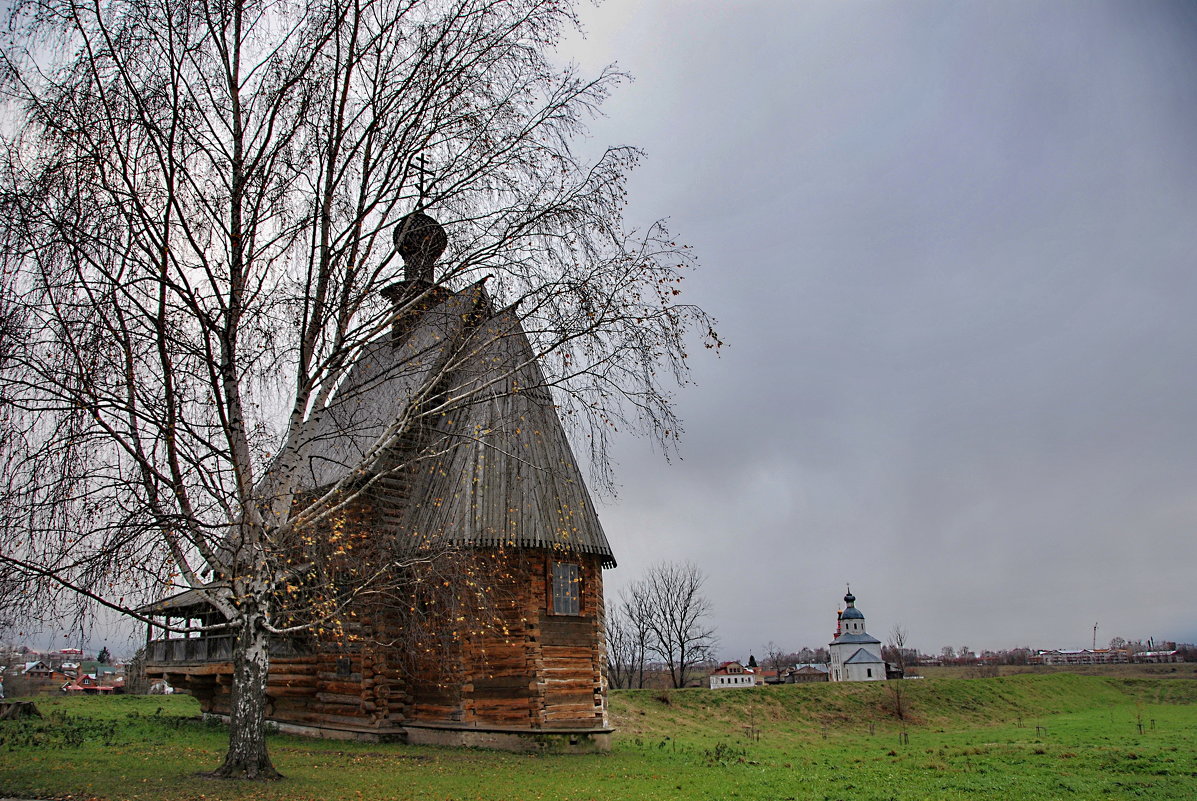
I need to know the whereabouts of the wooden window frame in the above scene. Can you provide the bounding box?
[549,560,582,616]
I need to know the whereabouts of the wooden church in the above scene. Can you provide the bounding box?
[142,213,614,751]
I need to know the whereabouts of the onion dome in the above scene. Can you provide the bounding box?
[841,590,864,620]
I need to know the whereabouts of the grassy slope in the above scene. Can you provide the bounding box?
[611,672,1197,743]
[914,662,1197,681]
[1,674,1195,801]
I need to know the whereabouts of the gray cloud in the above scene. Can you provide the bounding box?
[570,0,1197,659]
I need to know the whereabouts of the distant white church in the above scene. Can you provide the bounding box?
[828,589,886,682]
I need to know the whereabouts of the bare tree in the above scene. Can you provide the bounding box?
[883,624,913,674]
[625,584,656,689]
[605,581,654,689]
[763,640,789,677]
[0,0,715,779]
[887,677,908,721]
[604,603,638,690]
[641,561,716,689]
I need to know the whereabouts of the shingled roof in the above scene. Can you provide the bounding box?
[832,631,881,646]
[844,648,884,665]
[282,280,615,567]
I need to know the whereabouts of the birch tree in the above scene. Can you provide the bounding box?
[0,0,716,779]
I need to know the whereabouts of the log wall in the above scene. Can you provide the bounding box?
[148,549,608,738]
[405,550,608,731]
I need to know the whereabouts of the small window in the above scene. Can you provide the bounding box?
[551,561,581,615]
[867,668,872,678]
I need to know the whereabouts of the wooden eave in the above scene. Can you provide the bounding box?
[134,586,219,617]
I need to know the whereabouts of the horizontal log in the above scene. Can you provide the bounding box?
[157,663,232,676]
[542,669,595,679]
[541,718,603,729]
[470,676,535,690]
[307,703,369,717]
[470,687,538,701]
[318,680,367,696]
[266,686,318,698]
[541,645,597,658]
[539,617,594,640]
[541,691,597,707]
[266,673,316,685]
[271,656,319,665]
[542,672,596,682]
[469,660,532,671]
[409,704,459,717]
[543,684,599,696]
[316,692,364,706]
[542,659,596,669]
[469,665,532,676]
[471,699,534,714]
[473,713,537,725]
[543,706,600,721]
[291,712,383,728]
[272,697,320,711]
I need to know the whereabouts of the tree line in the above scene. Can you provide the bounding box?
[605,561,717,689]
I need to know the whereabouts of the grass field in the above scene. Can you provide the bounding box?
[1,673,1195,800]
[912,662,1197,681]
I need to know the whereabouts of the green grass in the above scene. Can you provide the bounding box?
[2,674,1195,800]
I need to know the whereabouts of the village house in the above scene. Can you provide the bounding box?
[21,660,53,679]
[784,663,830,683]
[141,213,614,752]
[11,660,74,694]
[756,669,781,684]
[708,661,757,689]
[1029,648,1130,666]
[62,672,119,695]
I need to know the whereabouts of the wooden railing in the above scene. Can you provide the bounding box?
[145,634,304,664]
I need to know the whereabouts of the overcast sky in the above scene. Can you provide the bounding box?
[564,0,1197,660]
[31,1,1197,662]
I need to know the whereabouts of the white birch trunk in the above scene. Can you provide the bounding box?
[212,607,281,780]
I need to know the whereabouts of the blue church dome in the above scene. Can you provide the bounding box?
[841,590,864,619]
